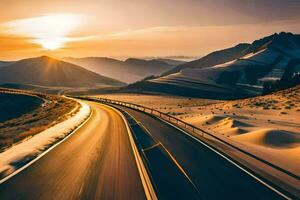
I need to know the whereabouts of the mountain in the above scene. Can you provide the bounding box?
[64,57,176,83]
[162,43,251,76]
[148,58,185,66]
[123,32,300,99]
[0,56,125,87]
[0,61,14,68]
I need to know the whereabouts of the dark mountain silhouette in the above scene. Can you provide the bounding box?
[0,61,14,68]
[0,56,125,87]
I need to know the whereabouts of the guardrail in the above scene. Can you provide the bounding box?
[75,96,300,181]
[118,108,200,199]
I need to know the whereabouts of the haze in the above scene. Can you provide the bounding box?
[1,0,300,60]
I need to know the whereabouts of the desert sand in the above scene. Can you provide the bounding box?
[184,86,300,175]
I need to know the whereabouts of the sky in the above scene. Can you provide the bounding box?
[0,0,300,60]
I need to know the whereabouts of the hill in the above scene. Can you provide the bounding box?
[64,57,177,83]
[162,43,251,76]
[0,56,125,87]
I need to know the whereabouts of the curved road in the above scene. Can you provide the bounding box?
[115,105,287,200]
[0,102,146,200]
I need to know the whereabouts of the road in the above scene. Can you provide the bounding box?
[0,102,146,200]
[115,105,287,200]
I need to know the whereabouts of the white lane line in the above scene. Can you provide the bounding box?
[103,104,157,200]
[117,107,202,199]
[158,117,292,200]
[0,105,93,185]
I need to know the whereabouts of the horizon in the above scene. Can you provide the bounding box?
[0,54,199,62]
[1,0,300,60]
[1,31,298,62]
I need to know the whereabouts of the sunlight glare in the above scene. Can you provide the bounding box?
[6,14,82,50]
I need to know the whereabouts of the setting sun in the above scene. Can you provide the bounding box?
[5,14,82,50]
[39,38,63,50]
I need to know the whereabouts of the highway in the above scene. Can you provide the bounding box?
[0,102,146,200]
[115,105,287,200]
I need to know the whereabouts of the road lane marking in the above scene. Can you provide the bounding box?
[142,143,160,152]
[136,121,202,197]
[129,121,142,126]
[121,109,203,198]
[101,104,158,200]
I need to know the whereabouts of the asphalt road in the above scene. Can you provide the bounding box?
[0,102,146,200]
[116,105,287,200]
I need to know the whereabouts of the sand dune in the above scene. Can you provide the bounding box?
[213,118,250,136]
[219,127,246,136]
[217,117,252,128]
[186,115,225,126]
[233,129,300,148]
[186,115,251,136]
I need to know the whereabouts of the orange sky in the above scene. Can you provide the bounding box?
[0,0,300,61]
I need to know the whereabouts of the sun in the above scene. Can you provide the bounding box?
[39,39,63,50]
[6,14,82,51]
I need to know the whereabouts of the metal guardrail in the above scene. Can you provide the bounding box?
[75,96,300,181]
[118,109,200,199]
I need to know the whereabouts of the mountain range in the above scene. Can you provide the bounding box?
[64,57,181,83]
[124,32,300,99]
